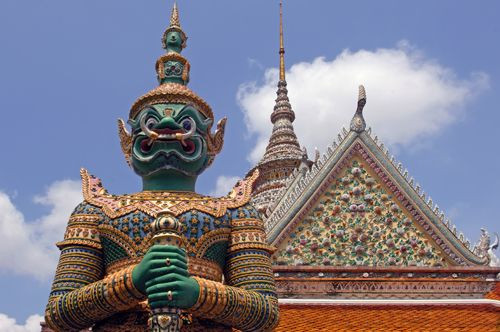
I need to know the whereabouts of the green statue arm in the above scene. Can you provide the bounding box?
[44,203,145,332]
[187,204,280,331]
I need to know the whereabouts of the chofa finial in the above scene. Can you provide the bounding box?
[358,84,366,102]
[350,85,367,133]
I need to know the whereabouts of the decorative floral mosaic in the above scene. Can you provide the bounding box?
[273,158,447,266]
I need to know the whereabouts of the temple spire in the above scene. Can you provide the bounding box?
[279,0,285,81]
[249,0,308,215]
[268,0,295,126]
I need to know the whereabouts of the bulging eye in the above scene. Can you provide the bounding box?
[181,118,192,131]
[145,117,158,129]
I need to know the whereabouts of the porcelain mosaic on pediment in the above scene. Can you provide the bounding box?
[273,158,447,267]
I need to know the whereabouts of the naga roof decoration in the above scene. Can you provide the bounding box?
[265,86,490,266]
[80,168,258,219]
[250,1,311,214]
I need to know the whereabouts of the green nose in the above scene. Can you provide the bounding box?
[156,117,180,129]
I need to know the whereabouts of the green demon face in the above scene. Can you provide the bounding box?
[128,104,212,178]
[164,30,183,53]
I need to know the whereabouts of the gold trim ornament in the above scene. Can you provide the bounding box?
[206,117,227,165]
[80,168,259,219]
[129,83,214,122]
[118,118,132,166]
[155,53,190,82]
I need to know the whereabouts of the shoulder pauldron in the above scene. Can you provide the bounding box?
[80,168,259,219]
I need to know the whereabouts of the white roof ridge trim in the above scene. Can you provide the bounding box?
[365,130,476,253]
[265,127,352,232]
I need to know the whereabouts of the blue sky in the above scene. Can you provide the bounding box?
[0,0,499,328]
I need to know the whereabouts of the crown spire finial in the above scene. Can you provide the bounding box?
[162,1,187,51]
[279,0,286,81]
[170,1,181,29]
[350,85,367,133]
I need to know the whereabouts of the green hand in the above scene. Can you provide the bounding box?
[132,245,200,309]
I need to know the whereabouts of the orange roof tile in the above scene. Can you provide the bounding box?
[276,304,500,332]
[485,282,500,301]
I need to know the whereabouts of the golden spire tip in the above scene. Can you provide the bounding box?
[279,0,286,81]
[170,1,181,28]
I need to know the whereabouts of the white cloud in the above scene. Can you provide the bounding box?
[237,41,489,163]
[247,57,264,70]
[0,314,43,332]
[0,180,82,280]
[209,176,241,197]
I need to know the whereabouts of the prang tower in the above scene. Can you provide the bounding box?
[250,1,310,215]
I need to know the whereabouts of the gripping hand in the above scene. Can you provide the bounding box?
[132,245,199,309]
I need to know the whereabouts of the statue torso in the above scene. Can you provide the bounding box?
[81,193,246,281]
[63,169,259,331]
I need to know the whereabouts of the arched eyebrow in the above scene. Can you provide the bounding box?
[175,104,212,132]
[129,106,162,133]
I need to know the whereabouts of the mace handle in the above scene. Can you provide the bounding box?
[148,213,185,332]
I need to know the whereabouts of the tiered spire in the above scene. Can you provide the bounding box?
[250,0,308,215]
[259,0,303,165]
[129,2,198,120]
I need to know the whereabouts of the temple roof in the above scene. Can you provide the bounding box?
[276,303,500,331]
[485,282,500,300]
[265,86,491,266]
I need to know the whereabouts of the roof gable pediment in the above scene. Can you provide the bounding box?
[273,154,448,267]
[267,131,488,266]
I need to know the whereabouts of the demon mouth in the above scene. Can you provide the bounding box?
[140,116,196,153]
[139,115,197,153]
[140,136,195,154]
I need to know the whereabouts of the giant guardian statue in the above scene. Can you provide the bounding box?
[44,4,279,331]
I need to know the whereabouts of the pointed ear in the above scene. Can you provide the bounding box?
[207,117,227,156]
[117,118,132,167]
[205,117,227,168]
